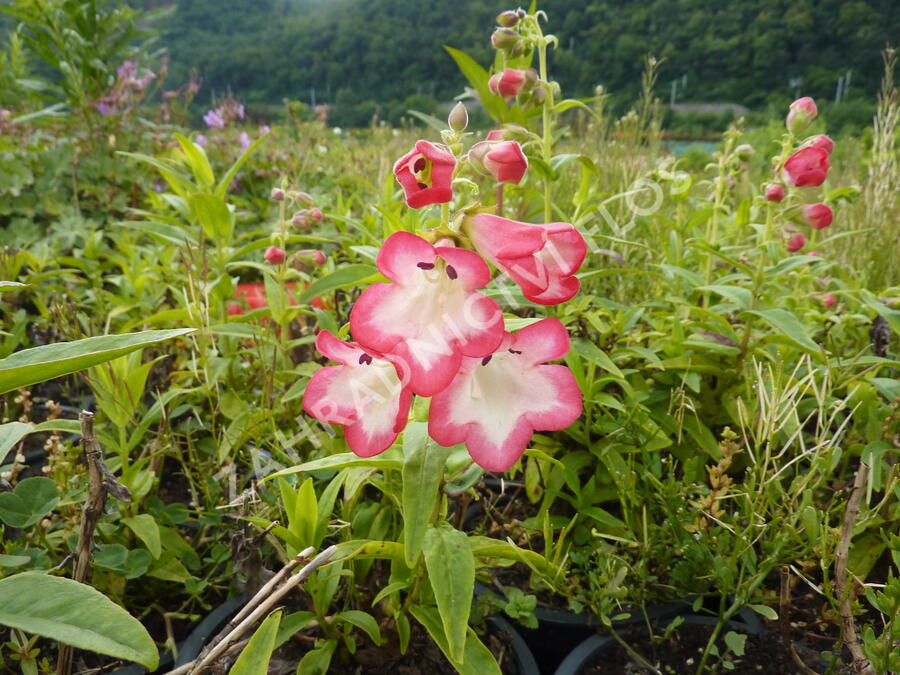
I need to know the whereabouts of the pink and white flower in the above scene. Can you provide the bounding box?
[393,140,457,209]
[464,213,586,305]
[428,318,582,472]
[350,232,504,396]
[786,232,806,252]
[806,134,834,155]
[488,68,528,98]
[303,331,412,457]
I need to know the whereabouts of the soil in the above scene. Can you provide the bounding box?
[575,623,834,674]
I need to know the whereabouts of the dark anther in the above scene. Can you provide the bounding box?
[413,157,426,173]
[481,355,493,366]
[358,353,373,365]
[508,349,522,354]
[417,182,429,190]
[446,265,458,280]
[417,262,435,270]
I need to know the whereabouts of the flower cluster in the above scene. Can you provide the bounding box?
[303,106,585,472]
[764,97,836,253]
[203,97,246,129]
[95,60,155,117]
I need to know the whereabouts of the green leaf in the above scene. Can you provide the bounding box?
[724,630,746,657]
[410,605,501,675]
[215,131,270,198]
[274,611,315,648]
[744,309,821,355]
[0,477,59,528]
[296,265,379,306]
[571,338,623,378]
[0,572,158,669]
[188,192,234,243]
[231,610,281,675]
[0,281,27,292]
[423,523,474,663]
[0,554,31,568]
[174,133,215,189]
[0,329,194,395]
[402,423,450,566]
[0,421,34,459]
[696,285,752,311]
[747,604,778,621]
[295,638,337,675]
[337,610,382,646]
[121,514,162,559]
[860,293,900,334]
[262,451,403,482]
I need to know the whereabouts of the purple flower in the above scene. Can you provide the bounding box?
[239,132,250,150]
[152,183,165,193]
[236,103,245,120]
[96,102,116,116]
[203,109,225,128]
[259,125,270,135]
[116,60,136,79]
[195,134,208,147]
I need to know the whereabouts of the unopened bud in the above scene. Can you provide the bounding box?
[786,97,817,135]
[735,144,754,162]
[294,191,314,206]
[785,232,805,252]
[764,184,785,202]
[270,187,285,201]
[264,245,286,265]
[491,28,518,48]
[496,10,519,27]
[448,102,468,132]
[296,249,326,266]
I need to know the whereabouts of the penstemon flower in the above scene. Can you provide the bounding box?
[464,213,586,305]
[782,146,830,187]
[393,141,457,208]
[303,331,413,456]
[428,318,582,472]
[350,232,504,396]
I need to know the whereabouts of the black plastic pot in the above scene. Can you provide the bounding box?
[552,605,763,675]
[110,593,249,674]
[487,615,541,675]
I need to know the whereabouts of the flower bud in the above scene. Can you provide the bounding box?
[489,69,528,99]
[735,144,754,162]
[786,232,805,252]
[480,140,528,185]
[448,102,468,132]
[764,184,785,202]
[807,134,834,155]
[264,245,286,264]
[270,187,285,201]
[786,97,817,134]
[294,191,314,206]
[496,10,519,27]
[800,203,833,229]
[296,249,326,266]
[819,293,836,309]
[491,28,518,48]
[807,250,821,257]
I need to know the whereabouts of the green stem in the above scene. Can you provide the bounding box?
[538,39,554,223]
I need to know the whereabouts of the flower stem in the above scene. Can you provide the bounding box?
[538,37,554,223]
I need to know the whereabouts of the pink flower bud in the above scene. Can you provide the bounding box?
[481,140,528,185]
[735,144,754,162]
[486,129,508,141]
[786,97,817,134]
[782,147,830,188]
[786,232,805,252]
[489,69,528,99]
[764,184,785,202]
[496,10,519,27]
[294,191,314,206]
[491,28,519,48]
[448,102,468,132]
[309,207,323,222]
[800,203,833,230]
[820,293,836,309]
[297,249,326,266]
[270,187,285,201]
[265,245,286,265]
[808,134,834,155]
[807,250,821,257]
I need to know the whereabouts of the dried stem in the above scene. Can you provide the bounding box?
[834,462,874,675]
[172,545,338,675]
[57,411,131,675]
[780,566,821,675]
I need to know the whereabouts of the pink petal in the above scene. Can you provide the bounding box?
[377,231,437,282]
